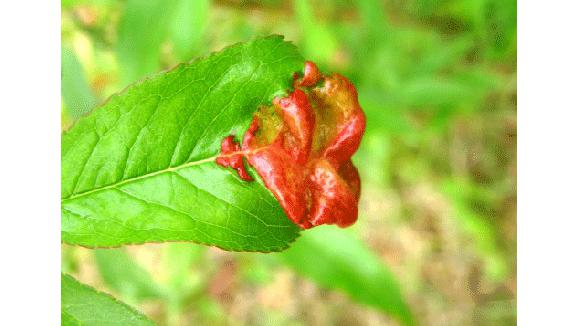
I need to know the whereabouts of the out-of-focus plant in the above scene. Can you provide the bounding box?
[62,0,516,324]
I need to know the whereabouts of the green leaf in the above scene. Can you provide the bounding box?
[95,248,164,302]
[117,0,174,86]
[168,0,210,61]
[397,77,485,108]
[61,274,155,326]
[62,36,303,252]
[62,310,82,326]
[278,226,415,326]
[62,47,97,119]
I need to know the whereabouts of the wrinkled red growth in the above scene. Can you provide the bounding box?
[216,136,253,181]
[216,61,366,229]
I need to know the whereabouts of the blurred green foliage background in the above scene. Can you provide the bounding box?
[61,0,516,325]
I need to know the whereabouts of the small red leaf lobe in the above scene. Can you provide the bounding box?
[215,135,253,181]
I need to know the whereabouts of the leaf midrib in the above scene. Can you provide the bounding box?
[62,149,265,201]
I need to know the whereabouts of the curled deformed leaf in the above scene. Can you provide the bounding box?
[216,61,366,229]
[62,36,367,252]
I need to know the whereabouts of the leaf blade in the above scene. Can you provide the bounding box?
[61,274,155,326]
[116,0,173,86]
[279,226,415,325]
[94,248,165,302]
[168,0,210,61]
[62,36,303,251]
[61,46,97,119]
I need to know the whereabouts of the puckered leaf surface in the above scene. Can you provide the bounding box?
[61,274,155,326]
[62,36,303,252]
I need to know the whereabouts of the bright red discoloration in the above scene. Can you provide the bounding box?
[273,89,315,164]
[215,136,253,181]
[216,61,366,229]
[297,60,322,87]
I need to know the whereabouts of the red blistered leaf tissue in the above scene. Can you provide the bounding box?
[216,61,366,229]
